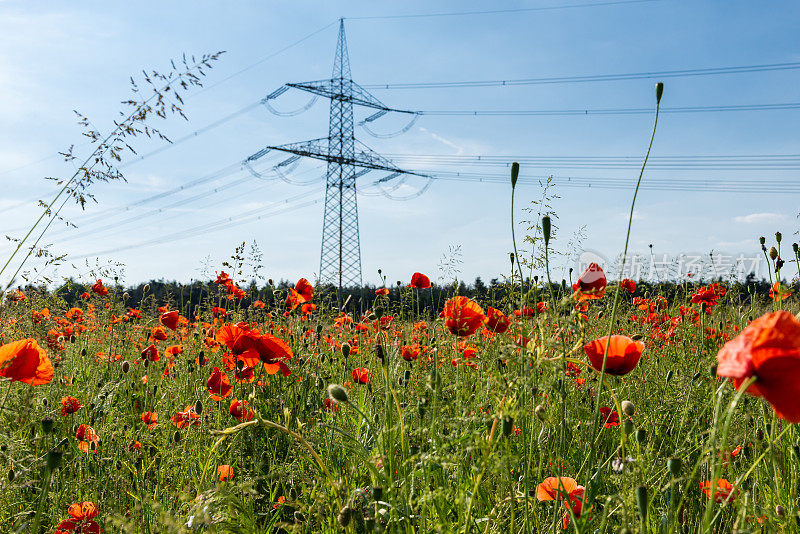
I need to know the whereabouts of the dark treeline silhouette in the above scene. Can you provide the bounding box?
[14,272,784,321]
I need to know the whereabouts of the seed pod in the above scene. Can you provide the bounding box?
[623,420,634,435]
[534,405,546,422]
[775,232,782,243]
[667,457,682,476]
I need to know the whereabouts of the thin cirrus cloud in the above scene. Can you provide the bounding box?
[733,212,785,224]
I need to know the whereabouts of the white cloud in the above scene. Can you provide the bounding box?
[733,212,785,224]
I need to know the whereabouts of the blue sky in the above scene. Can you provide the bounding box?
[1,1,798,287]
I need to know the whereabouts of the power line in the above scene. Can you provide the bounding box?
[346,0,657,20]
[416,102,800,116]
[364,61,800,89]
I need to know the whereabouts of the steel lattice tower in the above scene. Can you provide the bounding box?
[245,19,424,288]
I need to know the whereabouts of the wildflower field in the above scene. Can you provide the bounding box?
[1,232,800,533]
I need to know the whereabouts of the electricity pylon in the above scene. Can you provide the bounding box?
[245,19,424,288]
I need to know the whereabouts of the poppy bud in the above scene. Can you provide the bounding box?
[542,216,551,247]
[41,418,54,434]
[194,400,203,415]
[793,243,798,254]
[46,450,63,471]
[635,429,647,443]
[376,344,385,363]
[80,347,86,357]
[636,485,649,522]
[776,505,785,517]
[665,370,673,383]
[631,333,643,341]
[7,469,14,482]
[667,457,682,476]
[758,236,765,245]
[122,361,130,373]
[534,404,546,422]
[511,161,519,188]
[403,369,411,385]
[621,400,635,417]
[268,278,274,286]
[769,246,778,260]
[172,430,181,443]
[327,384,349,403]
[501,415,514,437]
[709,364,717,377]
[122,292,130,301]
[623,420,634,435]
[509,252,515,266]
[341,343,351,357]
[374,306,385,319]
[143,284,150,293]
[372,486,383,501]
[655,82,664,104]
[337,506,352,527]
[775,232,782,243]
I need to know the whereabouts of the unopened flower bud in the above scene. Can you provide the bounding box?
[122,292,130,301]
[667,457,682,476]
[194,400,203,415]
[337,506,352,527]
[635,428,647,443]
[534,404,546,422]
[759,236,766,245]
[501,415,514,437]
[143,284,150,293]
[621,400,635,417]
[511,161,519,188]
[122,360,130,373]
[327,384,349,403]
[775,232,782,243]
[636,485,649,522]
[769,246,778,260]
[655,82,664,104]
[542,216,551,247]
[46,450,63,471]
[41,418,54,434]
[341,342,351,357]
[776,504,785,517]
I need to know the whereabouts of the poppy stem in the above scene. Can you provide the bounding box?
[586,85,662,484]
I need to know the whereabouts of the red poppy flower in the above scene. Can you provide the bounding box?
[216,324,292,377]
[79,292,90,299]
[65,307,84,321]
[536,477,585,529]
[443,296,485,337]
[229,398,254,422]
[295,278,314,300]
[717,311,800,422]
[212,306,227,318]
[253,300,266,309]
[214,271,231,285]
[769,282,791,301]
[572,263,606,301]
[620,278,636,293]
[207,367,233,401]
[302,302,317,314]
[583,335,644,376]
[700,479,737,503]
[599,406,620,427]
[150,327,168,341]
[91,279,108,296]
[484,307,511,334]
[691,287,719,307]
[56,501,100,533]
[0,339,53,385]
[165,345,183,358]
[409,272,431,289]
[217,465,234,481]
[140,344,159,362]
[160,310,180,330]
[60,396,83,416]
[141,411,159,429]
[401,345,422,362]
[375,288,389,296]
[352,367,371,384]
[172,405,200,428]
